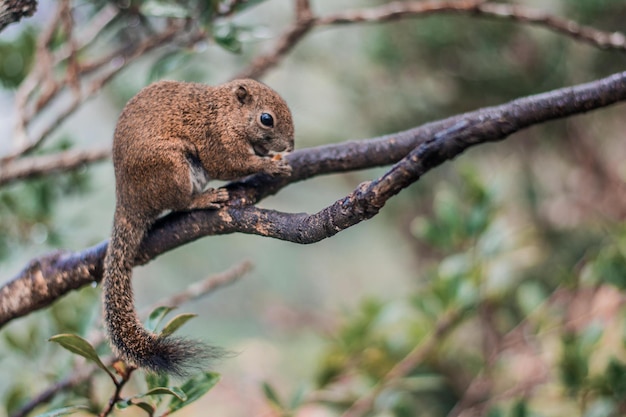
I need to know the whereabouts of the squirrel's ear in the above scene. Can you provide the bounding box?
[235,85,251,104]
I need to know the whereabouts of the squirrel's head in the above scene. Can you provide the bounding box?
[225,79,294,158]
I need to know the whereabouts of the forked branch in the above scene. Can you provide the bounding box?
[1,70,625,328]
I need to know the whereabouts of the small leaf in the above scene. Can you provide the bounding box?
[140,0,189,18]
[144,371,169,407]
[116,400,132,410]
[5,384,28,414]
[132,385,185,410]
[167,372,221,413]
[134,402,155,415]
[511,400,528,417]
[49,334,109,373]
[145,306,176,333]
[212,23,242,53]
[116,400,154,414]
[144,386,187,401]
[148,51,193,83]
[160,313,197,337]
[289,384,307,409]
[516,281,547,315]
[33,405,88,417]
[230,0,267,13]
[262,381,284,409]
[146,372,169,390]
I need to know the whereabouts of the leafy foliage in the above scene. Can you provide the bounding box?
[295,169,626,416]
[0,139,91,261]
[35,307,220,416]
[0,28,36,88]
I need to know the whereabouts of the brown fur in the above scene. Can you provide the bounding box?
[103,79,294,376]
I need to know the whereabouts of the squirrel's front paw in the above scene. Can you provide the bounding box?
[189,188,230,210]
[267,159,292,177]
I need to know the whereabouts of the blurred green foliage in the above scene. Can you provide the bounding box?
[306,169,626,416]
[4,300,219,416]
[0,140,90,261]
[2,288,98,415]
[0,28,36,88]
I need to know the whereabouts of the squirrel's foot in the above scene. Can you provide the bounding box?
[266,159,292,177]
[190,188,229,210]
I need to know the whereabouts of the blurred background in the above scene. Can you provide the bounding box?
[1,0,626,416]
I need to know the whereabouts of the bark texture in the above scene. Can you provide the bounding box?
[1,70,626,328]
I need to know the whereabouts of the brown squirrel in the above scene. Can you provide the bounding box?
[103,79,294,376]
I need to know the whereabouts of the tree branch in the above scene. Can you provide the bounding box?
[1,70,625,329]
[0,0,37,32]
[316,1,626,52]
[0,147,110,186]
[8,260,252,417]
[237,0,626,81]
[234,0,315,80]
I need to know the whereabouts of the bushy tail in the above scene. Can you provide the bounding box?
[102,209,221,376]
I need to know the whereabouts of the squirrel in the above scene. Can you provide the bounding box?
[102,78,294,376]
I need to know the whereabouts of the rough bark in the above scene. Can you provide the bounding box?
[0,0,37,32]
[1,70,625,329]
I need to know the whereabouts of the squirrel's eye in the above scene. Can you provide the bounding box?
[260,112,274,127]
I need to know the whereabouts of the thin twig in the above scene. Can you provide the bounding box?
[8,0,625,163]
[234,0,315,79]
[8,261,252,417]
[341,309,465,417]
[5,9,189,162]
[316,1,626,51]
[9,371,86,417]
[148,260,253,310]
[0,147,110,186]
[238,0,626,80]
[99,367,135,417]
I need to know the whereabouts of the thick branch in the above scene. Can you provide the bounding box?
[1,71,625,328]
[0,0,37,32]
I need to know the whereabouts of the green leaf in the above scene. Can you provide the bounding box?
[580,322,604,351]
[231,0,267,13]
[559,332,588,393]
[116,400,155,414]
[605,358,626,397]
[140,0,189,18]
[160,313,197,338]
[516,281,547,315]
[167,372,221,413]
[145,306,176,333]
[262,381,284,409]
[49,334,109,373]
[4,326,39,356]
[5,384,29,414]
[134,402,155,415]
[148,51,193,83]
[33,405,88,417]
[289,384,307,409]
[212,23,242,53]
[121,386,186,412]
[144,372,170,407]
[0,27,36,88]
[144,386,186,401]
[116,400,132,410]
[511,400,528,417]
[146,372,169,390]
